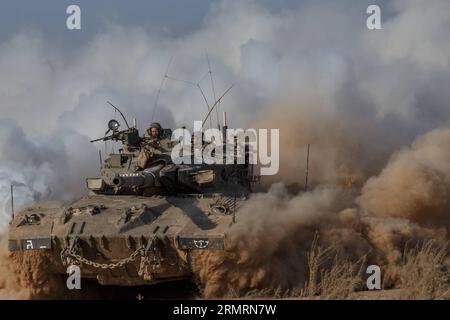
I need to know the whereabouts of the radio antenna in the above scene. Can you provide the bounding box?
[156,57,231,130]
[197,83,212,128]
[165,72,214,128]
[304,144,311,192]
[98,149,103,170]
[151,57,173,122]
[202,84,234,129]
[10,185,14,221]
[206,51,220,130]
[107,101,130,129]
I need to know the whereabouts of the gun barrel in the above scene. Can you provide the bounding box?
[90,134,116,143]
[90,137,106,143]
[111,171,156,188]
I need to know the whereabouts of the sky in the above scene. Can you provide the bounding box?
[0,0,216,42]
[0,0,313,47]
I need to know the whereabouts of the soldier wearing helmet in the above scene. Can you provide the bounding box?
[138,122,174,169]
[146,122,163,140]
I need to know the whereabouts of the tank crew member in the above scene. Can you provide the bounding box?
[146,122,163,140]
[138,122,175,169]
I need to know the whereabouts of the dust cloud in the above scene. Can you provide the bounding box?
[192,127,450,298]
[0,236,31,299]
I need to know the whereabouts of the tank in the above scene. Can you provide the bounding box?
[7,117,256,286]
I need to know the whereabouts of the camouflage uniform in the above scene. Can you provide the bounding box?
[138,122,174,169]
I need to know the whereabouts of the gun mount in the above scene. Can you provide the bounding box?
[90,119,142,151]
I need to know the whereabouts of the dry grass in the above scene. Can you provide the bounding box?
[299,237,364,299]
[397,240,450,300]
[300,238,450,300]
[200,237,450,300]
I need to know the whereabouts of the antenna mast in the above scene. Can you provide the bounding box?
[107,101,130,129]
[98,149,103,170]
[197,83,212,128]
[202,84,234,129]
[206,52,220,129]
[151,57,173,122]
[164,72,213,128]
[10,185,14,221]
[304,144,310,192]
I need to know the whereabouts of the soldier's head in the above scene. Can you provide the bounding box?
[148,122,162,139]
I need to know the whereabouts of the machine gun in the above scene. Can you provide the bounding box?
[90,119,141,148]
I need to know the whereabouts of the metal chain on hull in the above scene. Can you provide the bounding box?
[60,237,159,280]
[62,246,145,270]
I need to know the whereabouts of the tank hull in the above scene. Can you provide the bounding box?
[8,194,235,286]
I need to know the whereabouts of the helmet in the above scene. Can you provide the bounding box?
[149,122,162,130]
[148,122,162,138]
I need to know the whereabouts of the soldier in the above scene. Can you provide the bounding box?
[138,122,161,169]
[138,122,174,169]
[146,122,163,141]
